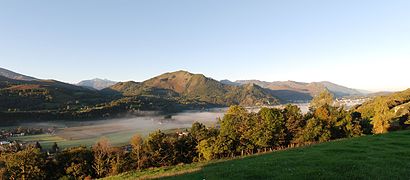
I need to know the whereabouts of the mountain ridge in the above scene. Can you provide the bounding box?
[0,67,404,122]
[105,70,279,106]
[0,67,38,81]
[77,78,117,90]
[227,79,369,101]
[0,68,109,112]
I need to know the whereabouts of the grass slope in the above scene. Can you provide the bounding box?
[106,130,410,180]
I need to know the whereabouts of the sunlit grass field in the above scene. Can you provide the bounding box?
[106,130,410,180]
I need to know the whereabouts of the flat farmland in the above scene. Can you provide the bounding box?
[9,109,225,149]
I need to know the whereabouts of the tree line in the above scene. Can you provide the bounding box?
[0,91,406,179]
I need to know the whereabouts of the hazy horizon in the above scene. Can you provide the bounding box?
[1,66,406,93]
[1,1,409,92]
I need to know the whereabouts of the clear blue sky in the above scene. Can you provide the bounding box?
[0,0,409,91]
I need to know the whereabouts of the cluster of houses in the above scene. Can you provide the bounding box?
[334,97,370,108]
[176,131,190,136]
[0,131,25,140]
[0,127,56,152]
[0,127,55,139]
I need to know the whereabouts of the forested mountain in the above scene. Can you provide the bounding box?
[0,68,279,121]
[0,67,38,81]
[5,67,401,123]
[77,78,117,90]
[105,71,278,106]
[0,75,108,112]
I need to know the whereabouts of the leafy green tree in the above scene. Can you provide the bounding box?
[310,90,334,109]
[197,137,216,161]
[369,100,396,134]
[217,106,248,156]
[1,146,46,180]
[295,118,331,144]
[190,122,212,143]
[257,107,286,147]
[353,112,372,135]
[144,130,173,167]
[282,104,305,145]
[212,135,237,158]
[313,104,347,139]
[337,111,364,138]
[56,146,93,179]
[169,134,197,164]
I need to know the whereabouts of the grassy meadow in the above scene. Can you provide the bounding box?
[106,130,410,180]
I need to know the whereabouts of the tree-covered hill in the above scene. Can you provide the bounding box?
[105,70,279,107]
[0,69,279,121]
[0,76,109,112]
[355,88,410,133]
[234,80,367,101]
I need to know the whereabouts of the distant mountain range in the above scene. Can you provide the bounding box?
[77,78,117,90]
[0,67,386,121]
[221,79,371,102]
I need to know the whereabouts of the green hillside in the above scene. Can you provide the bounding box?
[355,88,410,133]
[106,130,410,180]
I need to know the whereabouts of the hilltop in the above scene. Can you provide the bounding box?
[77,78,117,90]
[105,70,279,107]
[231,80,367,101]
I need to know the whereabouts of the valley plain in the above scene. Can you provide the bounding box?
[9,109,225,149]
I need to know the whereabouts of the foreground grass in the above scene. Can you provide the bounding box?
[106,130,410,180]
